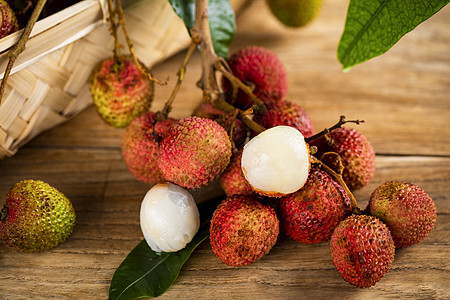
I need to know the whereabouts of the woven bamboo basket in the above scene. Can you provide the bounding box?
[0,0,245,159]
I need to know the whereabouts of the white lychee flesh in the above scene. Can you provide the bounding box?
[241,126,310,196]
[140,183,200,252]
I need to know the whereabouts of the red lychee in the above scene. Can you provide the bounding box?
[253,99,314,138]
[221,46,288,110]
[310,127,375,191]
[89,55,154,128]
[279,168,352,244]
[210,194,279,266]
[121,112,176,184]
[219,148,254,197]
[330,214,395,288]
[0,0,19,39]
[367,181,437,248]
[158,116,232,189]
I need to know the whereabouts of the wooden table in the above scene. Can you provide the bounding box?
[1,0,449,298]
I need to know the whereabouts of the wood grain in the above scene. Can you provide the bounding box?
[1,0,449,299]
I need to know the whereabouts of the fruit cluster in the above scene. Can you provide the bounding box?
[95,45,437,288]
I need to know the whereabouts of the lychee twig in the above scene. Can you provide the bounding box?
[106,0,120,61]
[305,115,364,143]
[311,155,360,213]
[0,0,47,105]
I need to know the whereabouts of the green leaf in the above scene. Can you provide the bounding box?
[337,0,449,70]
[108,222,210,300]
[168,0,236,58]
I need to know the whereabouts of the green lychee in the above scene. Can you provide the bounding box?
[367,181,437,248]
[0,0,19,39]
[210,195,279,266]
[121,111,176,184]
[89,55,154,128]
[1,180,76,253]
[158,116,232,189]
[266,0,323,28]
[279,168,352,244]
[330,214,395,288]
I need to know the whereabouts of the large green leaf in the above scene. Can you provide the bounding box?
[168,0,236,58]
[338,0,449,70]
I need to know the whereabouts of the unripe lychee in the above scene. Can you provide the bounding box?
[158,116,232,189]
[89,55,154,128]
[1,180,76,253]
[210,195,279,266]
[140,183,200,253]
[0,0,19,39]
[241,126,310,197]
[222,46,288,110]
[279,168,352,244]
[330,214,395,288]
[121,111,176,184]
[253,99,314,138]
[310,127,375,191]
[367,181,437,248]
[266,0,323,28]
[219,148,254,197]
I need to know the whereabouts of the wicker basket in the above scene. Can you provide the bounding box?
[0,0,244,159]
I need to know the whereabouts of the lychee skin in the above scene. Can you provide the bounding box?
[158,116,232,189]
[210,195,279,266]
[253,99,314,138]
[222,46,288,110]
[368,181,437,248]
[89,55,154,128]
[279,168,352,244]
[1,180,76,253]
[311,127,375,191]
[121,112,176,184]
[219,148,254,197]
[330,214,395,288]
[0,0,19,39]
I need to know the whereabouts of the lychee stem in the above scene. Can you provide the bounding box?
[311,156,360,213]
[305,115,364,143]
[106,0,120,62]
[0,205,7,222]
[0,0,47,105]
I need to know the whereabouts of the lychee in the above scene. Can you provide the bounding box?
[158,116,232,189]
[0,0,19,39]
[279,168,352,244]
[219,148,254,197]
[310,127,375,191]
[367,181,437,248]
[266,0,323,28]
[330,214,395,288]
[241,126,310,197]
[89,55,154,128]
[222,46,288,110]
[121,111,176,184]
[209,194,279,266]
[253,99,314,138]
[1,180,76,252]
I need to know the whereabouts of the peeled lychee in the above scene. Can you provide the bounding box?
[210,195,279,266]
[1,180,76,253]
[241,126,310,197]
[310,127,375,191]
[158,116,232,189]
[140,183,200,253]
[0,0,19,39]
[121,111,176,184]
[253,99,314,138]
[367,181,437,248]
[222,46,288,110]
[219,148,254,197]
[279,168,352,244]
[330,214,395,288]
[266,0,323,28]
[89,55,154,128]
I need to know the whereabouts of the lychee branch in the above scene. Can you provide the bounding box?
[305,115,364,143]
[0,0,47,105]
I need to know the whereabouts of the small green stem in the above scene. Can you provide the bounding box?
[0,0,47,105]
